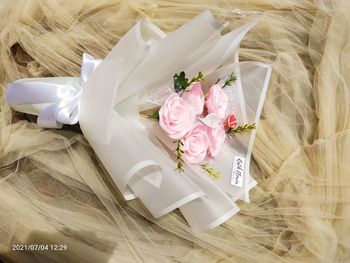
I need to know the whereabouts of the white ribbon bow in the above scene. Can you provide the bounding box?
[7,53,101,128]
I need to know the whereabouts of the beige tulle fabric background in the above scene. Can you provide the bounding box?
[0,0,349,262]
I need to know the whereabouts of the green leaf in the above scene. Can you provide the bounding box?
[227,123,256,134]
[173,71,205,93]
[174,71,189,93]
[146,109,160,120]
[200,163,221,178]
[222,72,237,89]
[174,140,185,173]
[189,71,204,84]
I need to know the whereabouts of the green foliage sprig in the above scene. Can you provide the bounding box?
[227,123,256,134]
[221,72,237,89]
[174,71,204,93]
[174,140,185,173]
[200,163,221,178]
[145,108,160,120]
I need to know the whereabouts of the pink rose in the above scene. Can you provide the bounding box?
[205,84,228,119]
[159,93,196,139]
[207,125,226,157]
[182,82,204,115]
[182,123,210,164]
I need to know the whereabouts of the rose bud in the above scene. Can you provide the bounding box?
[226,113,237,129]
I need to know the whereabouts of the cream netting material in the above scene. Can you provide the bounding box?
[0,0,349,262]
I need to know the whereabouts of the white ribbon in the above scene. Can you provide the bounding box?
[6,11,271,232]
[7,53,101,128]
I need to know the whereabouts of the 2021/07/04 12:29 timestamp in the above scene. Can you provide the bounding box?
[12,244,68,251]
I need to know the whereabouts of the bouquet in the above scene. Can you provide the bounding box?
[145,70,255,177]
[7,11,272,232]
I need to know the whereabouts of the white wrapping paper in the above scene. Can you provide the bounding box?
[6,11,272,232]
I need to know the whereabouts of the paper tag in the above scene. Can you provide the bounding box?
[231,156,245,187]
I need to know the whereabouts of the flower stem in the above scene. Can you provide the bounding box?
[227,123,256,134]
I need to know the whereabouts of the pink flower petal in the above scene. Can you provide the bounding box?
[182,82,204,115]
